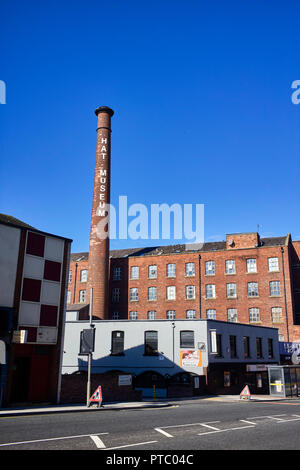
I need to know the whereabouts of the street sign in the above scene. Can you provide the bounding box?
[89,386,103,408]
[79,327,95,355]
[240,385,251,400]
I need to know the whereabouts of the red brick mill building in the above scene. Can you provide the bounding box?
[67,231,300,345]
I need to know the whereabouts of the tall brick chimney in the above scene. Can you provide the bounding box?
[87,106,114,319]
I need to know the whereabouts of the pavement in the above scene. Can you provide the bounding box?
[0,394,298,417]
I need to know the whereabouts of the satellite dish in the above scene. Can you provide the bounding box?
[228,238,234,246]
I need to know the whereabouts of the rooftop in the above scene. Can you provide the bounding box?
[71,235,290,261]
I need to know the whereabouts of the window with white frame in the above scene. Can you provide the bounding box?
[68,270,72,283]
[148,265,157,279]
[67,291,71,304]
[206,309,216,320]
[80,269,88,282]
[270,281,281,296]
[130,287,138,301]
[166,285,176,300]
[227,308,238,322]
[166,310,176,320]
[112,312,119,320]
[271,307,283,323]
[186,309,196,319]
[79,290,86,303]
[247,258,257,273]
[167,263,176,277]
[186,285,195,299]
[249,307,260,323]
[205,261,215,275]
[112,287,120,303]
[268,257,279,272]
[248,282,259,297]
[129,311,138,320]
[147,310,156,320]
[226,283,237,298]
[113,267,121,280]
[225,260,236,274]
[206,284,215,298]
[148,286,157,301]
[185,262,195,277]
[130,266,139,279]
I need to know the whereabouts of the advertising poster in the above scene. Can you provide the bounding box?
[180,350,202,367]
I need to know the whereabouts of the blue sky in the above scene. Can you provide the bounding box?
[1,0,299,252]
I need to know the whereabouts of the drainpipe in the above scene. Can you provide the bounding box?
[281,247,289,342]
[198,255,202,318]
[73,262,78,304]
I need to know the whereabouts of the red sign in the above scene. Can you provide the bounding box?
[240,385,251,398]
[89,386,103,404]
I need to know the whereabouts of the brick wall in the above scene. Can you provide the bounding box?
[60,372,142,404]
[67,234,300,342]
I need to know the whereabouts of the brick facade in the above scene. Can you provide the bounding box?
[67,233,300,343]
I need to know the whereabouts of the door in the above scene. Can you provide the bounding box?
[11,357,31,403]
[28,353,51,402]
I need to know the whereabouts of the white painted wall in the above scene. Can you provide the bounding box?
[0,224,20,307]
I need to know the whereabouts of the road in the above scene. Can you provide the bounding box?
[0,398,299,453]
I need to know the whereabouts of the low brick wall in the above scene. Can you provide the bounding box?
[60,372,142,404]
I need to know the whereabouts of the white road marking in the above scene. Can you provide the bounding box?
[90,435,106,448]
[199,423,220,431]
[102,440,158,451]
[198,425,255,436]
[240,419,257,425]
[277,416,300,423]
[161,421,220,429]
[246,414,287,420]
[155,428,173,438]
[0,432,109,448]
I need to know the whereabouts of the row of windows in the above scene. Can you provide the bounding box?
[68,280,282,304]
[68,280,281,306]
[205,281,281,298]
[216,334,274,360]
[112,257,280,281]
[205,258,279,275]
[127,285,196,302]
[109,330,275,360]
[207,306,283,323]
[68,257,280,285]
[110,281,281,303]
[110,306,283,323]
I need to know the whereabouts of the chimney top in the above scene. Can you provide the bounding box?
[94,106,114,117]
